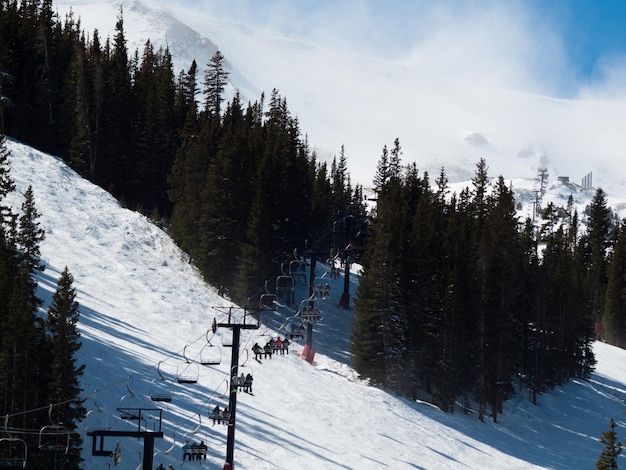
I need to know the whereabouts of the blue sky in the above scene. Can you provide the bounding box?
[174,0,626,99]
[533,0,626,85]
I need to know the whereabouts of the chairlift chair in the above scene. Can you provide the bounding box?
[285,320,305,340]
[299,299,320,322]
[150,361,173,403]
[231,361,254,395]
[38,404,70,455]
[176,346,200,384]
[275,275,295,305]
[289,260,307,285]
[0,416,26,470]
[119,377,144,418]
[0,438,27,469]
[153,432,176,460]
[221,330,233,348]
[200,332,222,366]
[259,293,278,311]
[85,389,114,431]
[38,425,70,455]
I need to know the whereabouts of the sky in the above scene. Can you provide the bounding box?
[6,137,626,469]
[165,0,626,99]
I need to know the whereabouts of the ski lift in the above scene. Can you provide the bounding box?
[150,361,173,403]
[38,404,70,455]
[260,293,278,311]
[153,432,176,461]
[119,377,144,418]
[181,413,202,442]
[0,439,27,469]
[85,389,113,431]
[285,320,305,340]
[207,380,230,427]
[259,280,278,311]
[231,362,254,395]
[200,331,222,366]
[176,346,199,384]
[276,275,294,305]
[299,299,320,322]
[0,416,27,469]
[221,330,233,348]
[289,259,307,283]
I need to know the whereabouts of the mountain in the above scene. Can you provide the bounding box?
[55,0,626,199]
[5,135,626,468]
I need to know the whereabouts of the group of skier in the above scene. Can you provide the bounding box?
[232,372,254,393]
[210,405,231,426]
[252,336,290,361]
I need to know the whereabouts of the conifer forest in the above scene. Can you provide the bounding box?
[0,0,625,467]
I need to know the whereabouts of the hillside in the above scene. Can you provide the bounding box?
[5,139,626,469]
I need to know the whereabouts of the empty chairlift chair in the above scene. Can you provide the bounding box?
[0,417,27,470]
[0,438,27,470]
[200,331,222,366]
[259,293,278,311]
[276,275,295,305]
[176,346,199,384]
[150,361,173,403]
[38,406,70,455]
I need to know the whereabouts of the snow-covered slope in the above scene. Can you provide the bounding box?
[6,137,626,469]
[55,0,626,199]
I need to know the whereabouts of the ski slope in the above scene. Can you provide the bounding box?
[5,138,626,469]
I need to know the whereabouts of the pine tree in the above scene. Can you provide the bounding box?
[586,188,613,329]
[478,176,521,422]
[603,220,626,346]
[40,266,86,469]
[351,145,408,392]
[204,50,229,119]
[596,417,622,470]
[17,185,45,278]
[0,134,16,225]
[63,40,92,174]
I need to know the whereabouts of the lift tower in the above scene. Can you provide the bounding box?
[214,306,261,470]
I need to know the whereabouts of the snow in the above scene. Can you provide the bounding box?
[6,138,626,469]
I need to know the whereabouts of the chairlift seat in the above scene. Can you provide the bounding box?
[176,375,199,384]
[150,393,172,403]
[260,293,278,311]
[0,458,25,469]
[200,344,222,365]
[118,409,141,420]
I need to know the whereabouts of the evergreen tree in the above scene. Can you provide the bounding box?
[585,188,613,329]
[352,144,408,391]
[63,39,92,174]
[0,134,16,225]
[480,176,521,422]
[603,220,626,346]
[40,266,86,469]
[17,185,45,281]
[204,50,229,119]
[100,7,133,200]
[596,417,622,470]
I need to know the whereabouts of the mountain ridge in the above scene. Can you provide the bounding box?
[55,0,626,196]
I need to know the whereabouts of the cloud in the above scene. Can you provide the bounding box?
[578,53,626,99]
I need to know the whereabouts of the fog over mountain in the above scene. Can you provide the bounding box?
[55,0,626,198]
